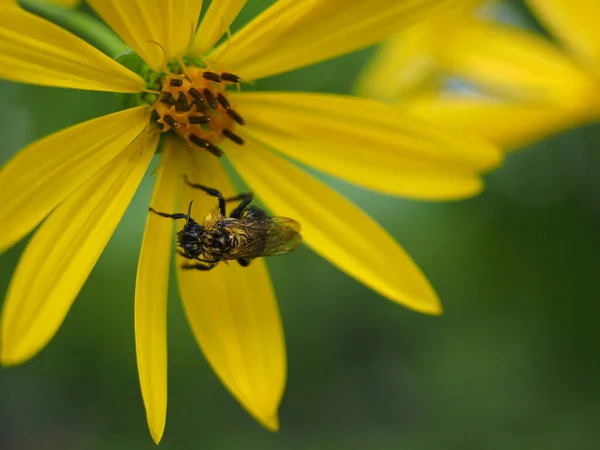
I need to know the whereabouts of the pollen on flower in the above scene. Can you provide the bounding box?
[151,67,245,157]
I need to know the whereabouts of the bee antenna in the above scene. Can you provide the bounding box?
[186,200,193,228]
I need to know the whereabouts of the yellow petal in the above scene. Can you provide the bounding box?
[229,91,500,200]
[0,5,144,91]
[526,0,600,75]
[163,0,204,59]
[190,0,247,56]
[0,106,150,253]
[212,0,458,80]
[441,20,597,105]
[1,132,157,366]
[406,93,597,151]
[135,138,183,445]
[226,139,441,315]
[88,0,203,70]
[176,148,285,430]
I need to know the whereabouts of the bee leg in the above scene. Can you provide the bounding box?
[184,176,227,216]
[224,193,251,203]
[229,194,253,219]
[237,258,251,267]
[177,250,217,265]
[181,263,215,271]
[149,208,189,220]
[177,250,195,260]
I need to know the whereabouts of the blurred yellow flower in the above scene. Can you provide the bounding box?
[357,0,600,151]
[0,0,500,443]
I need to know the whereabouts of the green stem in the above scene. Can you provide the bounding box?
[20,0,127,57]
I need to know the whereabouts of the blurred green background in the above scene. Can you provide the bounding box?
[2,1,600,449]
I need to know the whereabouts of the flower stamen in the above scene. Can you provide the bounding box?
[202,71,223,82]
[160,93,176,105]
[163,114,179,128]
[203,88,218,109]
[189,134,224,157]
[189,115,211,124]
[223,129,244,145]
[226,109,245,125]
[188,88,204,102]
[221,72,242,83]
[216,93,231,110]
[151,68,245,157]
[176,92,194,112]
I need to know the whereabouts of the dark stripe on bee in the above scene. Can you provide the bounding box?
[226,109,245,125]
[216,93,231,110]
[190,134,224,157]
[203,89,218,109]
[169,78,184,87]
[175,92,192,111]
[223,129,244,145]
[203,71,223,82]
[160,93,176,104]
[163,114,178,128]
[221,72,241,83]
[188,87,204,102]
[189,115,211,124]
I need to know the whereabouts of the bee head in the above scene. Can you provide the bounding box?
[176,201,205,258]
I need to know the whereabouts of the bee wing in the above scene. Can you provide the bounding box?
[228,217,302,259]
[271,217,301,234]
[261,217,302,256]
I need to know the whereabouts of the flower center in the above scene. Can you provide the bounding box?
[151,68,245,157]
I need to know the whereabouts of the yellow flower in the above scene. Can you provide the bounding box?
[357,0,600,150]
[0,0,500,443]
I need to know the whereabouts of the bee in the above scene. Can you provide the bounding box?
[149,176,302,270]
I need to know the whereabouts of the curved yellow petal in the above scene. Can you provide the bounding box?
[135,138,183,445]
[406,93,597,151]
[212,0,456,80]
[190,0,247,56]
[226,140,441,315]
[0,5,144,91]
[88,0,203,69]
[526,0,600,75]
[229,91,500,200]
[176,148,285,430]
[1,133,157,366]
[442,20,597,105]
[163,0,204,59]
[0,106,150,253]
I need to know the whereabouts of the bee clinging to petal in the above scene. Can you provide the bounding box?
[150,176,302,270]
